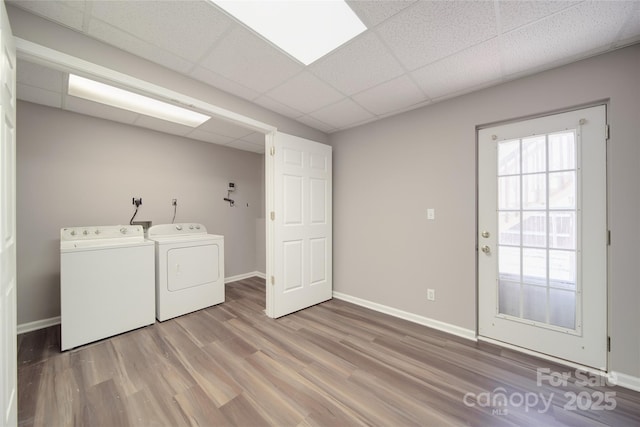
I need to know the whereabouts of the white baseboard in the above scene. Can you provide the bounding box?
[225,271,265,283]
[17,316,60,335]
[331,292,640,393]
[610,371,640,392]
[332,291,477,342]
[16,287,640,394]
[18,273,266,334]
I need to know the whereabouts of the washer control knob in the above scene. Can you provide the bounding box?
[176,225,183,231]
[196,225,201,230]
[120,227,128,234]
[95,229,101,235]
[189,225,194,230]
[70,230,76,236]
[83,230,89,235]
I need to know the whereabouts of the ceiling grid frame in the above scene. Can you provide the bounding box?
[7,0,640,144]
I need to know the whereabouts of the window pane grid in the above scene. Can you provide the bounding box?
[497,131,577,330]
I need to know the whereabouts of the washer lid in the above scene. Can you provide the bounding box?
[60,225,149,250]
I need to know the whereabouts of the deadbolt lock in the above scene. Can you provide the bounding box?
[481,231,490,238]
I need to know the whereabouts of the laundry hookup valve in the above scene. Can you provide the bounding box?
[224,182,235,207]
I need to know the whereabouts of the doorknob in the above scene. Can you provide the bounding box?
[481,245,491,254]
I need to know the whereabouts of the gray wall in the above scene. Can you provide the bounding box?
[17,101,264,325]
[329,44,640,377]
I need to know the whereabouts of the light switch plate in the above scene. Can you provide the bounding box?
[427,208,435,220]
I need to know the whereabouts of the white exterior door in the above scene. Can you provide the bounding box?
[0,1,17,424]
[478,105,607,370]
[266,132,332,318]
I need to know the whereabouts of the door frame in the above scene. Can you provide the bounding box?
[475,101,610,371]
[1,1,17,423]
[15,38,287,317]
[265,132,276,316]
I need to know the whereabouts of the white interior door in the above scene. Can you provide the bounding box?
[0,1,17,424]
[266,132,332,318]
[478,105,607,370]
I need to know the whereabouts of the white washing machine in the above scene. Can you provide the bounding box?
[60,225,155,351]
[147,223,224,321]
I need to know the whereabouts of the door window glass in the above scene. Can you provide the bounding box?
[497,131,578,330]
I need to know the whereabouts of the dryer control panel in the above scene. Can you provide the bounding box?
[147,223,207,238]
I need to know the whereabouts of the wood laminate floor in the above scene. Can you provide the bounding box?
[17,277,640,426]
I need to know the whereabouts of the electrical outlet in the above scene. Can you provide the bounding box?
[427,208,435,220]
[172,198,177,206]
[427,289,436,301]
[132,197,142,207]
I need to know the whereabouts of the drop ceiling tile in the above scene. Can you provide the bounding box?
[133,115,193,137]
[89,0,231,63]
[501,1,635,76]
[17,84,62,109]
[346,0,417,28]
[225,139,265,154]
[265,71,344,114]
[617,5,640,44]
[309,99,375,130]
[196,116,254,139]
[499,1,581,32]
[190,67,260,101]
[185,129,235,146]
[253,95,304,119]
[375,0,497,70]
[8,0,84,30]
[199,26,303,93]
[411,39,501,99]
[87,18,193,74]
[17,60,64,93]
[352,75,427,116]
[296,115,336,134]
[380,99,432,118]
[11,0,638,140]
[242,132,266,145]
[310,32,405,96]
[64,95,138,125]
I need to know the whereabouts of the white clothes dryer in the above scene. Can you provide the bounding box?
[60,225,155,351]
[147,223,224,321]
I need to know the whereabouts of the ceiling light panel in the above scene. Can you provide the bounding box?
[212,0,367,65]
[68,74,210,127]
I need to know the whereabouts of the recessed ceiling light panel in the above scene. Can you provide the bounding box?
[68,74,210,127]
[212,0,367,65]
